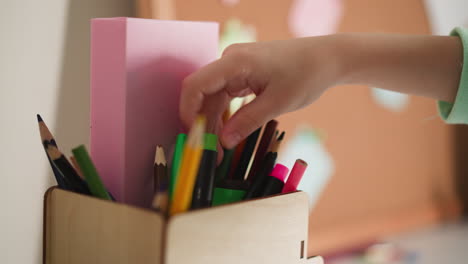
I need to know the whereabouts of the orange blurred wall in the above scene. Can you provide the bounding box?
[138,0,460,255]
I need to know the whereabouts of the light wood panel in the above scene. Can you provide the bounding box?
[44,188,316,263]
[165,192,309,264]
[44,188,164,264]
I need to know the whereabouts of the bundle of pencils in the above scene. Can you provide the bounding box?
[166,108,308,212]
[37,114,113,201]
[170,116,206,215]
[212,115,307,203]
[37,105,308,216]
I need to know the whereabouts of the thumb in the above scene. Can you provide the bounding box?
[221,95,278,149]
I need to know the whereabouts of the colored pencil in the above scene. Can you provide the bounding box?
[70,156,84,180]
[170,116,205,215]
[191,133,218,209]
[37,114,58,146]
[71,155,115,201]
[269,131,285,153]
[169,133,186,201]
[222,108,231,123]
[232,127,261,181]
[244,131,285,199]
[215,147,234,184]
[152,145,169,213]
[282,159,308,193]
[46,144,90,195]
[72,145,111,200]
[247,120,278,182]
[244,151,278,199]
[215,106,234,183]
[226,97,251,179]
[37,114,69,189]
[227,139,246,179]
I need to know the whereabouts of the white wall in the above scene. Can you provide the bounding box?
[424,0,468,34]
[0,1,133,262]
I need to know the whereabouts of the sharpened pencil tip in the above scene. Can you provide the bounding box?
[155,145,167,165]
[37,114,43,122]
[277,131,285,141]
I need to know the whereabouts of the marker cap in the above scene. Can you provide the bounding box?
[204,133,218,151]
[269,164,289,182]
[212,187,246,206]
[177,133,187,141]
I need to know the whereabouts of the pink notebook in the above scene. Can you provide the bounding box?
[90,17,218,207]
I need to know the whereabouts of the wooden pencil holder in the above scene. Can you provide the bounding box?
[43,187,323,264]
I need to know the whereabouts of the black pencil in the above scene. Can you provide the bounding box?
[70,156,84,180]
[37,114,58,146]
[232,127,261,181]
[269,131,285,153]
[244,151,278,199]
[152,145,169,213]
[37,114,70,189]
[191,134,218,209]
[247,120,278,182]
[244,131,285,199]
[46,144,90,195]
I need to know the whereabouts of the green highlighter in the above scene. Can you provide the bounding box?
[212,179,248,206]
[191,133,218,209]
[169,133,186,201]
[72,145,112,200]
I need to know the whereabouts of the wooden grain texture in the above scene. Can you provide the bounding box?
[44,188,164,264]
[44,189,318,263]
[165,192,310,264]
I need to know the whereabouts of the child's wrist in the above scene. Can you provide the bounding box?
[303,34,349,89]
[330,33,360,87]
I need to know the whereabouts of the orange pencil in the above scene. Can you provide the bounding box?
[170,116,205,215]
[227,139,246,179]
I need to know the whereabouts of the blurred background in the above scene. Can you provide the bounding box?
[1,0,468,263]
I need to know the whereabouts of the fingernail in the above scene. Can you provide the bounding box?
[225,131,241,148]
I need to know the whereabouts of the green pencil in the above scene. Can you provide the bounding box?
[72,145,111,200]
[170,133,186,201]
[215,148,234,185]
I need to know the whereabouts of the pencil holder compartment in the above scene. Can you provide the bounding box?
[43,187,323,264]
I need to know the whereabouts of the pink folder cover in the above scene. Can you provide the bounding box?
[90,17,218,207]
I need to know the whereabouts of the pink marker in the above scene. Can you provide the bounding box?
[282,159,307,193]
[260,164,289,197]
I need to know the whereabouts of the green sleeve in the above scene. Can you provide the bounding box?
[438,27,468,124]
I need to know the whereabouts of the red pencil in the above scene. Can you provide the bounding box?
[227,139,246,179]
[282,159,307,193]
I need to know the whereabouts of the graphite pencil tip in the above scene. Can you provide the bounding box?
[277,131,285,141]
[37,114,43,122]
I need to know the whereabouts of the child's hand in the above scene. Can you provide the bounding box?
[180,33,462,148]
[180,36,342,148]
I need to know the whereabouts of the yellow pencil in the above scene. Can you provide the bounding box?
[170,116,206,215]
